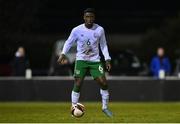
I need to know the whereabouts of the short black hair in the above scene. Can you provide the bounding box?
[84,8,95,14]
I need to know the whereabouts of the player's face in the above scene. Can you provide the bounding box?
[84,12,95,28]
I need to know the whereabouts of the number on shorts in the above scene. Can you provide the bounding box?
[99,65,103,74]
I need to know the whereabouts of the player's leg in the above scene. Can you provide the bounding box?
[95,76,113,117]
[89,62,113,117]
[71,60,87,107]
[71,78,84,107]
[95,76,109,109]
[89,62,109,110]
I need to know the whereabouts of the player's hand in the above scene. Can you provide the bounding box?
[106,60,111,72]
[57,54,68,65]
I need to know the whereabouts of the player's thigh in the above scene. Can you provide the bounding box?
[74,60,88,78]
[89,62,105,79]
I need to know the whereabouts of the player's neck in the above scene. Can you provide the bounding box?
[84,23,93,29]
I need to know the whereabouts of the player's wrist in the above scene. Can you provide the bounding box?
[60,53,66,58]
[105,59,111,64]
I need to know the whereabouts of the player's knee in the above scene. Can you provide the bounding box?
[96,77,108,90]
[99,80,107,88]
[75,78,83,86]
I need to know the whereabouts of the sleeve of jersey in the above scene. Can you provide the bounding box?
[61,29,77,55]
[99,29,111,61]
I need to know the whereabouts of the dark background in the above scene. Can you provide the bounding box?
[1,0,180,75]
[1,78,180,101]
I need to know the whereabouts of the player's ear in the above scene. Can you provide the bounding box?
[83,14,86,20]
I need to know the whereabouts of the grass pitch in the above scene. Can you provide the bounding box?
[0,102,180,123]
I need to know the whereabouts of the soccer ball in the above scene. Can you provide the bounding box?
[71,103,85,118]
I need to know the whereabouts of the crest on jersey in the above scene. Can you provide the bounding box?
[93,33,98,39]
[75,70,80,75]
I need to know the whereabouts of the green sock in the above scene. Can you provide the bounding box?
[73,84,81,92]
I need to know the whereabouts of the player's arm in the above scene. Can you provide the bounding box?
[99,28,112,72]
[57,29,77,64]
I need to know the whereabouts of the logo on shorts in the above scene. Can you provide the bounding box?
[75,70,80,75]
[99,65,103,74]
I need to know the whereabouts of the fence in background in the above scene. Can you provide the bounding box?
[0,76,180,101]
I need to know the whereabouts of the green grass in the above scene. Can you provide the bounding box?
[0,102,180,123]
